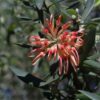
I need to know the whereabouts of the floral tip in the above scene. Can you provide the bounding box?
[58,56,63,75]
[43,28,49,34]
[32,52,45,65]
[56,15,62,26]
[62,23,70,30]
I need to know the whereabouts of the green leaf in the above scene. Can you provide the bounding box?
[95,0,100,7]
[35,0,44,9]
[22,0,34,8]
[49,0,63,7]
[82,60,100,75]
[83,60,100,69]
[80,25,96,62]
[76,94,90,100]
[15,43,41,49]
[66,9,78,19]
[18,16,39,22]
[67,0,80,9]
[18,16,32,21]
[10,66,28,77]
[92,17,100,24]
[10,67,46,88]
[40,74,59,87]
[87,52,100,60]
[49,0,62,14]
[15,43,32,48]
[79,90,100,100]
[82,0,95,21]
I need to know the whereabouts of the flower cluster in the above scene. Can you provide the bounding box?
[28,15,84,75]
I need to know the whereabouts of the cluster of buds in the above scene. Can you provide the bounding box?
[28,15,84,75]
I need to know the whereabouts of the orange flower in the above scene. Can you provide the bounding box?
[28,15,84,75]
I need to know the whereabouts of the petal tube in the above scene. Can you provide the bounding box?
[58,56,63,75]
[70,55,77,72]
[32,52,45,65]
[72,47,79,65]
[56,15,62,26]
[64,58,69,74]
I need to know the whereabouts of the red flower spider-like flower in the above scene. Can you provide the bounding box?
[28,15,84,75]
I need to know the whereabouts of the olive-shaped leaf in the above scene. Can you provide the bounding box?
[81,0,95,21]
[79,90,100,100]
[10,67,45,88]
[35,0,44,10]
